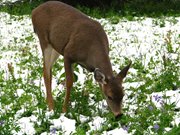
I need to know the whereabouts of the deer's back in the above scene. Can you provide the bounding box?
[32,1,109,60]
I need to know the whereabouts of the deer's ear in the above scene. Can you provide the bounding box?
[94,68,107,84]
[117,61,132,80]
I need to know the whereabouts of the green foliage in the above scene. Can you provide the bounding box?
[0,1,180,134]
[1,0,180,18]
[0,0,43,15]
[165,126,180,135]
[124,0,180,17]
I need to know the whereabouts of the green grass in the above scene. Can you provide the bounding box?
[1,16,180,134]
[0,0,43,15]
[0,1,180,134]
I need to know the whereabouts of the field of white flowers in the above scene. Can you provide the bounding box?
[0,1,180,135]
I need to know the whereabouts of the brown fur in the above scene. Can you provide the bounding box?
[32,1,131,117]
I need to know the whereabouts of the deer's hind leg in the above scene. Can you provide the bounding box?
[40,38,60,110]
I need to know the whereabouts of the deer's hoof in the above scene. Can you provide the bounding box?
[62,107,67,113]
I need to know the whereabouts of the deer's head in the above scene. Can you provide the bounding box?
[94,62,131,118]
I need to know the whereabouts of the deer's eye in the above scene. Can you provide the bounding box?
[108,96,113,100]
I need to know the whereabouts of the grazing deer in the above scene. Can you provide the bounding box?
[32,1,131,118]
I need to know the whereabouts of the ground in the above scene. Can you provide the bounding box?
[0,1,180,135]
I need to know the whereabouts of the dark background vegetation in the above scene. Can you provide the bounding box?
[0,0,180,17]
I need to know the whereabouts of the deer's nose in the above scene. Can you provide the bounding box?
[115,113,123,119]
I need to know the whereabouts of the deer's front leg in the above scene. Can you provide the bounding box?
[62,57,73,113]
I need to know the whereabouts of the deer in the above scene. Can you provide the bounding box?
[32,1,131,118]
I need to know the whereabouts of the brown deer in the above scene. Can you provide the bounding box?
[32,1,131,118]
